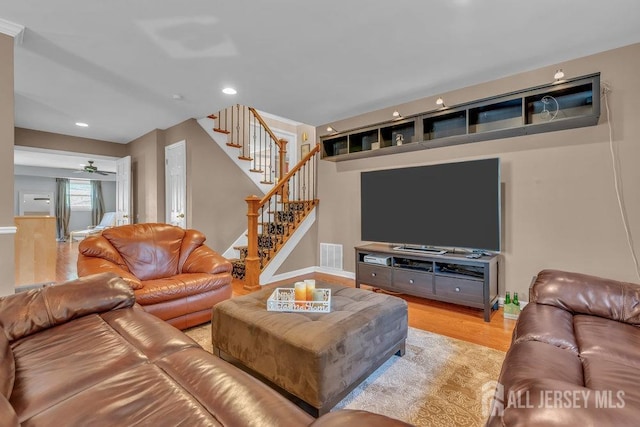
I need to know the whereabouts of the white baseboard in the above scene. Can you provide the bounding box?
[315,267,356,279]
[263,266,317,284]
[262,265,355,285]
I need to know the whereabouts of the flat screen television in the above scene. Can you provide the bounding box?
[360,158,501,252]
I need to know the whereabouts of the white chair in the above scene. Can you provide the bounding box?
[69,212,116,244]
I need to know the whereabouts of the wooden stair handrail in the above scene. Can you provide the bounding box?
[247,107,286,150]
[258,144,320,207]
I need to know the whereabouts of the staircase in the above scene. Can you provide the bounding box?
[205,104,319,290]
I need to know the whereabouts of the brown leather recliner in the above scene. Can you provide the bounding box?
[77,223,233,329]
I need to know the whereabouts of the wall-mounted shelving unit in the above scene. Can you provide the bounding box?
[321,73,600,161]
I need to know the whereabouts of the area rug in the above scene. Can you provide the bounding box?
[185,324,504,427]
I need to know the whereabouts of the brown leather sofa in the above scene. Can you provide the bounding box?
[0,273,410,427]
[487,269,640,426]
[77,223,232,329]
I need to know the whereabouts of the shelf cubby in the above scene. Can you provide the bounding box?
[525,83,594,125]
[380,121,416,147]
[322,135,348,157]
[349,129,379,153]
[423,110,467,141]
[469,99,523,134]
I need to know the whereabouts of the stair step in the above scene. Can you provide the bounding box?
[230,259,246,280]
[226,142,242,148]
[238,156,253,161]
[249,169,264,173]
[260,180,274,184]
[258,234,278,249]
[270,210,297,223]
[207,114,218,120]
[213,128,231,134]
[259,223,287,235]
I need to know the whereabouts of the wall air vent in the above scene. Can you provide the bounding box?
[320,243,343,270]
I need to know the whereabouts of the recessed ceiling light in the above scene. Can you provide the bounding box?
[222,87,237,95]
[75,122,89,127]
[172,94,183,100]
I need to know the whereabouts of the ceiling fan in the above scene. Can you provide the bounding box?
[75,160,116,176]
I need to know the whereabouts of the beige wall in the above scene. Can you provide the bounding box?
[0,34,15,296]
[275,220,318,274]
[15,127,128,158]
[163,119,262,253]
[128,129,164,223]
[316,42,640,300]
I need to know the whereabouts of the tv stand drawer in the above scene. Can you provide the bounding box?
[357,263,392,287]
[393,269,434,297]
[435,276,483,305]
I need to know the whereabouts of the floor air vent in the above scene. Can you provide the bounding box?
[320,243,343,270]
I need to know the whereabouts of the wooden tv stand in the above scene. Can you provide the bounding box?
[355,243,500,322]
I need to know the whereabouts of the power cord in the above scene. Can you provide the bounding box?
[603,85,640,280]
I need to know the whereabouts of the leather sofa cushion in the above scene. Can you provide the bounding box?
[512,303,578,354]
[178,229,206,271]
[102,223,185,280]
[532,269,640,324]
[0,331,14,399]
[182,245,234,275]
[498,341,584,388]
[134,273,231,305]
[581,356,640,409]
[0,273,134,341]
[75,256,144,290]
[574,314,640,369]
[0,393,19,427]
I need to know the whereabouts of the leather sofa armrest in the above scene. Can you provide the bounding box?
[310,410,412,427]
[77,256,143,290]
[531,269,640,325]
[0,273,135,342]
[182,245,233,275]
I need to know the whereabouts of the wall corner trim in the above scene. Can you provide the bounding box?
[0,18,25,45]
[0,226,17,235]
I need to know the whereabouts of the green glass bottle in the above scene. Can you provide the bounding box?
[505,291,511,305]
[513,292,519,306]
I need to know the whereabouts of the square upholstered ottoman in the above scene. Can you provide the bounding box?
[211,282,408,416]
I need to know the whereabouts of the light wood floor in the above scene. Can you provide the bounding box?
[58,242,516,351]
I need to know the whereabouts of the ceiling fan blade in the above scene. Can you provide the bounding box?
[96,171,108,176]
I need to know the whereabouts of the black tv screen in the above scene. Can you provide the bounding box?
[361,158,501,251]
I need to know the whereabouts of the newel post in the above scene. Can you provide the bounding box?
[244,195,261,291]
